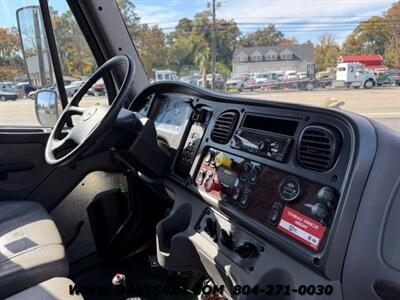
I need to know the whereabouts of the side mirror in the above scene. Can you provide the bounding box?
[35,90,59,127]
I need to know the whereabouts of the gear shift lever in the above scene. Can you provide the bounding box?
[112,273,127,299]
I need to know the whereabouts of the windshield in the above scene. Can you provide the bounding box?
[118,0,400,132]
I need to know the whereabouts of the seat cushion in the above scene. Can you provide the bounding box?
[0,201,68,298]
[5,277,83,300]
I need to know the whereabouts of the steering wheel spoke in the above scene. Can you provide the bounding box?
[67,105,86,115]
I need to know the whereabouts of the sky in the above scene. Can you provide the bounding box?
[133,0,398,44]
[0,0,397,45]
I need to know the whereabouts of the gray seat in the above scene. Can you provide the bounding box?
[0,201,68,298]
[5,277,83,300]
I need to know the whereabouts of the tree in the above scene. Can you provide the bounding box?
[216,61,230,81]
[215,18,240,66]
[117,0,141,40]
[135,24,168,75]
[0,27,20,58]
[168,33,203,73]
[51,10,95,77]
[314,34,340,71]
[0,27,24,81]
[194,41,210,87]
[279,37,299,46]
[342,16,390,55]
[169,18,193,42]
[385,1,400,67]
[168,11,239,73]
[239,25,284,47]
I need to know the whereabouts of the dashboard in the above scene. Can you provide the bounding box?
[127,81,400,299]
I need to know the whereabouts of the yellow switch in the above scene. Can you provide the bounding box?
[214,152,232,167]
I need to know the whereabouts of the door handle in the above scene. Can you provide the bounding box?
[0,163,34,180]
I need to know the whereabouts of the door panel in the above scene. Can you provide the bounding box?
[0,131,55,200]
[0,130,119,211]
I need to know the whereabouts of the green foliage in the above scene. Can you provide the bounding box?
[342,16,390,56]
[385,1,400,67]
[51,10,96,77]
[239,25,284,47]
[0,26,24,81]
[314,34,340,72]
[135,24,168,74]
[216,61,231,81]
[194,40,210,87]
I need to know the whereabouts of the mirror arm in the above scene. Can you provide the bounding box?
[38,0,72,126]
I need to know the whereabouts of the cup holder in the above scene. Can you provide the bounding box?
[156,203,192,253]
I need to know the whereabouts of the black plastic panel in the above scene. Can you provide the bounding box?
[136,82,377,282]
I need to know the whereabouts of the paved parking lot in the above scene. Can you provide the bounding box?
[0,87,399,131]
[245,86,400,131]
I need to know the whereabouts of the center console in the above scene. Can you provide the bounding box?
[195,148,338,253]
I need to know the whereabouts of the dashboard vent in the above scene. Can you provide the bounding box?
[297,125,341,172]
[211,111,239,144]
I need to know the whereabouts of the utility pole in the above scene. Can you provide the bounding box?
[208,0,220,90]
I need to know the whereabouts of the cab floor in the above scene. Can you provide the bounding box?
[71,251,201,300]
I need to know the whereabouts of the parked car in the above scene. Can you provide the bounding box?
[65,80,85,97]
[87,78,106,96]
[226,76,251,92]
[197,74,225,90]
[17,82,37,97]
[254,73,269,85]
[375,72,395,86]
[388,69,400,86]
[284,70,298,81]
[0,88,18,101]
[179,75,199,86]
[0,81,18,93]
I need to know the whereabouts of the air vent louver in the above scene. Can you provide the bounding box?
[297,125,341,172]
[211,111,239,144]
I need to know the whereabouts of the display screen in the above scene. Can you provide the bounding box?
[154,97,192,134]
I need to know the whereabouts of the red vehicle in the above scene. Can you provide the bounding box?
[87,78,106,96]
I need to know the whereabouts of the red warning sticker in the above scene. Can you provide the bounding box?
[277,206,326,251]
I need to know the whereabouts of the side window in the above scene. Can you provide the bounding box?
[0,1,105,127]
[0,2,56,126]
[48,0,108,108]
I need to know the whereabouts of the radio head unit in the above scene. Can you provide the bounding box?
[231,129,292,162]
[230,114,299,162]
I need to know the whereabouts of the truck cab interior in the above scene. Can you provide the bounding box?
[0,1,400,299]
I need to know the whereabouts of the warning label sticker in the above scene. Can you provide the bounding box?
[277,206,326,251]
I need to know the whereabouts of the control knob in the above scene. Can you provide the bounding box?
[204,218,217,239]
[316,186,337,209]
[305,203,329,222]
[220,229,234,250]
[234,241,258,259]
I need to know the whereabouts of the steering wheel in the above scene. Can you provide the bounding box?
[45,55,135,166]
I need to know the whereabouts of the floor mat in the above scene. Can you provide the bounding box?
[72,252,201,300]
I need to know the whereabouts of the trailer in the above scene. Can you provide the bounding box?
[259,78,332,92]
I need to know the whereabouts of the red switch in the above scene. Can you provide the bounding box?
[204,177,220,192]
